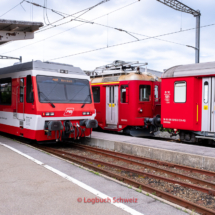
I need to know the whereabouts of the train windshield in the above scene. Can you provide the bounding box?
[36,76,92,104]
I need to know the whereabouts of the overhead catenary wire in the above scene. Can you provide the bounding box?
[1,0,200,56]
[1,0,140,55]
[0,0,26,18]
[48,23,215,61]
[25,0,110,33]
[44,0,54,27]
[24,0,191,46]
[37,0,110,33]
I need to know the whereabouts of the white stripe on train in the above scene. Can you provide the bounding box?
[0,111,96,131]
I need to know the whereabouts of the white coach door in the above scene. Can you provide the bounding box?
[202,77,211,132]
[106,86,118,127]
[211,77,215,132]
[16,78,25,127]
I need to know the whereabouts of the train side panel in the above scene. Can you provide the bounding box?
[161,77,202,131]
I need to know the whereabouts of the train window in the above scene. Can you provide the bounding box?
[204,82,209,103]
[0,78,12,105]
[139,85,151,101]
[26,75,34,103]
[121,85,128,103]
[174,82,186,103]
[20,79,24,103]
[109,87,111,103]
[154,85,159,101]
[112,87,114,103]
[37,76,92,104]
[92,87,100,103]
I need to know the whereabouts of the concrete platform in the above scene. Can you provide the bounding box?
[0,135,187,215]
[83,131,215,171]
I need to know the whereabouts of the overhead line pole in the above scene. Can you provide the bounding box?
[0,55,22,63]
[156,0,201,63]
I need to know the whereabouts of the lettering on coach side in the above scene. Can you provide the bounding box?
[163,118,186,124]
[164,91,171,104]
[64,108,74,116]
[26,116,32,126]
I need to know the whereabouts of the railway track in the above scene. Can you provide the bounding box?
[31,142,215,215]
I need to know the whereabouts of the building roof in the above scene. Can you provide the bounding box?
[163,61,215,78]
[0,60,86,76]
[0,19,43,45]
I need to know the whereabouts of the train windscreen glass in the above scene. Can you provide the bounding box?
[37,76,92,103]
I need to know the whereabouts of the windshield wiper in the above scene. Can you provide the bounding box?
[81,94,91,108]
[38,86,55,108]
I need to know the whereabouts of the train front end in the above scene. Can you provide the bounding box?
[25,62,97,142]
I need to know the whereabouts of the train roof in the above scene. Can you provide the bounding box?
[0,60,86,76]
[139,68,162,77]
[91,72,161,84]
[86,60,162,82]
[163,61,215,78]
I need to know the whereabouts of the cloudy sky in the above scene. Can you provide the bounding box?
[0,0,214,72]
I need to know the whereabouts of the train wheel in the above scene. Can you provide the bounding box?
[208,139,215,146]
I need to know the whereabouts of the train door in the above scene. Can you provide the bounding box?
[202,77,214,132]
[17,78,25,129]
[106,86,118,127]
[154,84,161,115]
[211,77,215,132]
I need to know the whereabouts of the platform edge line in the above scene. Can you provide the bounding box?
[0,142,144,215]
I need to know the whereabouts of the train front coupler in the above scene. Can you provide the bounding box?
[44,121,64,141]
[80,119,98,129]
[144,115,161,134]
[62,120,75,140]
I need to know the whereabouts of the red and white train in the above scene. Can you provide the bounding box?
[89,60,162,136]
[0,60,97,142]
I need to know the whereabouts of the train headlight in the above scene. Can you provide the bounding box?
[83,112,91,115]
[42,112,55,117]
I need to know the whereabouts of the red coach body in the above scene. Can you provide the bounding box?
[161,61,215,143]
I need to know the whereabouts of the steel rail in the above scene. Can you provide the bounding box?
[38,146,215,215]
[75,143,215,177]
[72,143,215,191]
[43,147,215,196]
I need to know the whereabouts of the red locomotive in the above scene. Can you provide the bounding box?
[0,60,97,142]
[89,60,162,136]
